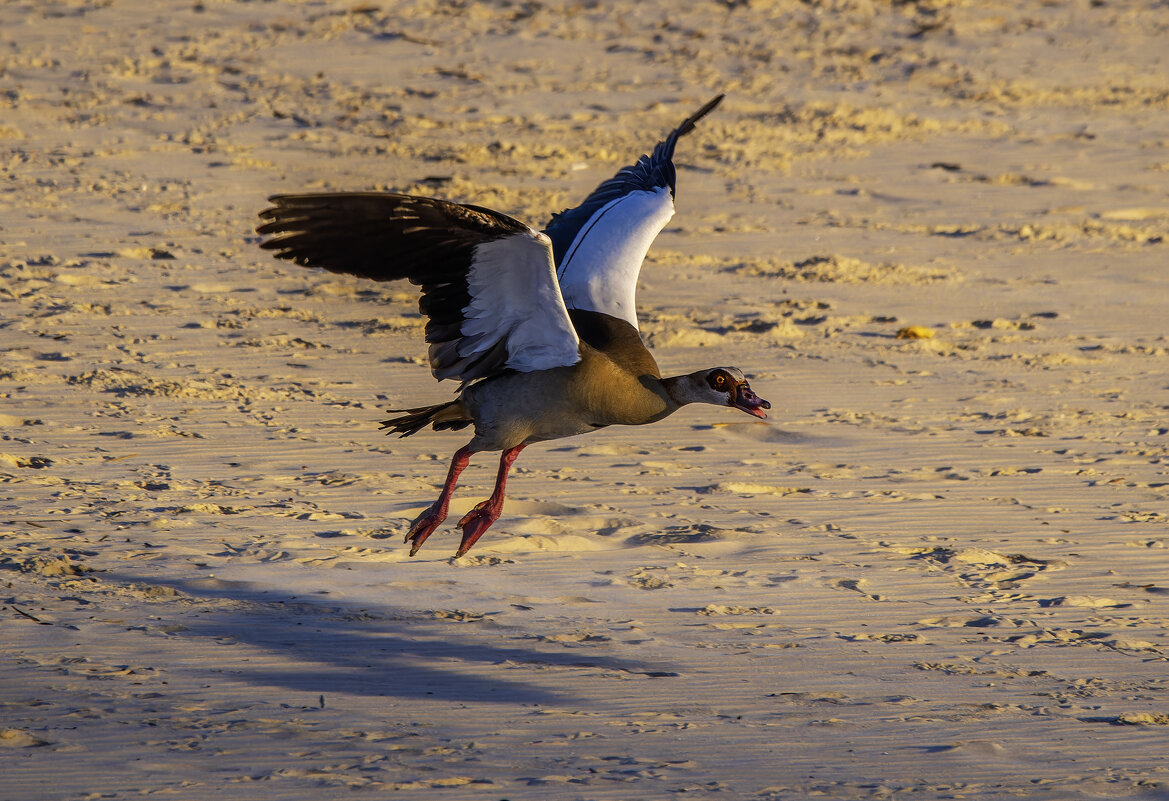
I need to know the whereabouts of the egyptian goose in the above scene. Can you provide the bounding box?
[257,94,770,557]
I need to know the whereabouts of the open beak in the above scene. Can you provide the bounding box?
[732,382,771,419]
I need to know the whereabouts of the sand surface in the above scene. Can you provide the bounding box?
[3,1,1169,798]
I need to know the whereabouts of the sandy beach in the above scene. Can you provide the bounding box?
[3,0,1168,798]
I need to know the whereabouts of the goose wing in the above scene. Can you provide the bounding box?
[257,193,580,384]
[543,94,724,329]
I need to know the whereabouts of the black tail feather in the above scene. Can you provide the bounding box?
[379,400,471,438]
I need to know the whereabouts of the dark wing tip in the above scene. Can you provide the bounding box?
[650,93,726,196]
[542,94,726,254]
[664,93,725,149]
[256,195,307,238]
[674,94,725,139]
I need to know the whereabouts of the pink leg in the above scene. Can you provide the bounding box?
[406,445,474,557]
[455,444,526,557]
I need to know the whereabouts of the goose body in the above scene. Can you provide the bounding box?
[257,95,770,556]
[458,312,676,448]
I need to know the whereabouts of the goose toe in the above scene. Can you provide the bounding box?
[405,503,447,556]
[455,500,502,557]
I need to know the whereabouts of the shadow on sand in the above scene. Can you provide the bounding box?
[102,570,672,707]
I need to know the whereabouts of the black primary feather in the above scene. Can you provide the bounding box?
[543,94,723,267]
[257,193,533,383]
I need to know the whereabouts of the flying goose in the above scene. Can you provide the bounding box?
[256,94,770,557]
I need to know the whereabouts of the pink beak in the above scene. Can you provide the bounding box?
[733,383,770,419]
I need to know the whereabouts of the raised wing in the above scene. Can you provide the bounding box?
[544,94,724,329]
[257,193,580,384]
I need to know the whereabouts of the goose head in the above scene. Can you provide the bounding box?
[668,367,771,419]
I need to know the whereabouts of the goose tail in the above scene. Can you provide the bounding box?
[379,400,472,438]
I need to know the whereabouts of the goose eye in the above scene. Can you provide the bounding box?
[713,374,727,389]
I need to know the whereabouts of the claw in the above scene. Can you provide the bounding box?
[451,443,525,558]
[455,500,501,557]
[405,503,446,556]
[404,445,473,557]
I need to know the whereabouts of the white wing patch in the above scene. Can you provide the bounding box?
[555,185,674,329]
[461,231,581,373]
